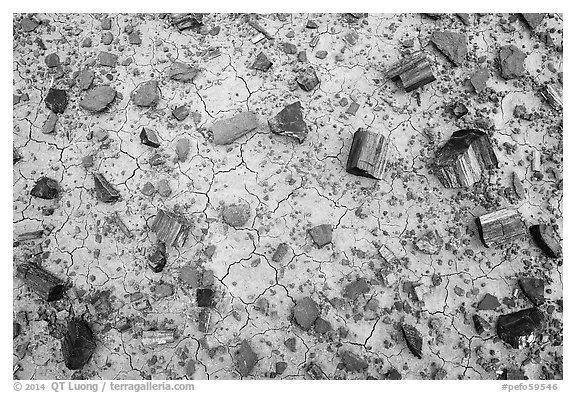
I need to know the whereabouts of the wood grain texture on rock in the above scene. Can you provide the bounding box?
[476,208,525,247]
[346,129,390,180]
[384,51,436,92]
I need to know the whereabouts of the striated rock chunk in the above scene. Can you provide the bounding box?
[540,84,562,111]
[171,13,203,31]
[499,45,526,79]
[251,52,272,71]
[268,101,308,143]
[93,173,120,203]
[61,318,96,370]
[167,61,199,82]
[305,362,327,379]
[142,329,176,346]
[308,224,332,248]
[512,172,526,199]
[31,177,59,199]
[235,340,258,377]
[472,314,490,334]
[175,137,190,162]
[80,86,116,112]
[296,67,320,91]
[529,224,561,258]
[132,80,160,107]
[17,263,65,301]
[518,278,545,306]
[293,297,319,330]
[476,208,524,247]
[150,209,189,247]
[211,112,259,145]
[45,88,68,114]
[340,351,368,372]
[432,129,497,188]
[414,230,443,255]
[497,308,544,349]
[346,129,390,180]
[140,127,161,148]
[384,51,436,92]
[148,242,167,273]
[430,31,467,65]
[401,324,423,359]
[78,69,95,90]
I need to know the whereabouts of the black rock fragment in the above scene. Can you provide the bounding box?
[499,45,526,79]
[308,224,332,248]
[472,314,491,334]
[61,318,97,370]
[401,324,423,359]
[497,308,544,349]
[171,13,203,31]
[284,337,296,352]
[45,88,68,114]
[268,101,309,143]
[529,224,561,258]
[197,288,214,307]
[343,278,370,300]
[296,67,320,91]
[251,52,272,71]
[30,177,59,200]
[519,278,545,306]
[346,129,390,180]
[13,147,22,164]
[17,263,66,301]
[93,173,120,203]
[305,362,327,379]
[150,209,190,247]
[140,127,161,148]
[272,243,290,262]
[172,105,189,121]
[340,350,368,372]
[148,242,167,273]
[198,308,210,333]
[235,340,258,377]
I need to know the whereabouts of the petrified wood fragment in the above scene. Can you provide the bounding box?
[140,127,160,148]
[31,176,60,199]
[17,263,66,301]
[171,13,203,31]
[432,129,497,188]
[268,101,309,143]
[476,208,524,247]
[529,224,561,258]
[541,84,562,111]
[211,112,259,145]
[198,308,210,333]
[384,51,436,92]
[251,52,272,71]
[142,329,176,346]
[305,362,328,379]
[150,209,189,247]
[497,308,544,349]
[472,314,490,335]
[521,13,545,30]
[148,242,167,273]
[346,129,390,180]
[293,297,319,330]
[518,278,545,306]
[93,173,120,203]
[61,318,96,370]
[401,323,423,359]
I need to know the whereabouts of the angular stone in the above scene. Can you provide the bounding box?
[346,129,390,180]
[211,112,259,145]
[476,208,525,247]
[17,263,65,301]
[306,20,319,29]
[414,230,443,255]
[45,53,60,68]
[521,13,545,29]
[305,362,327,379]
[401,324,423,359]
[499,45,526,79]
[384,51,436,92]
[540,84,562,111]
[343,278,370,300]
[235,340,257,377]
[529,224,561,258]
[512,172,526,199]
[284,337,297,352]
[297,50,307,62]
[275,361,287,375]
[198,308,210,333]
[346,102,360,115]
[222,203,251,228]
[384,368,402,380]
[61,318,96,370]
[452,102,468,117]
[42,112,58,134]
[268,101,308,143]
[293,297,319,330]
[172,105,189,121]
[519,278,545,306]
[281,42,297,54]
[430,31,468,65]
[296,67,320,92]
[432,129,498,188]
[101,17,111,30]
[472,314,491,334]
[314,317,332,334]
[251,52,272,71]
[456,13,470,25]
[132,80,160,107]
[497,308,544,349]
[477,293,500,310]
[93,173,120,203]
[470,68,489,92]
[140,127,160,148]
[171,13,203,31]
[340,351,368,372]
[82,37,92,47]
[30,177,59,199]
[175,137,190,162]
[13,147,22,164]
[80,86,116,112]
[148,242,167,272]
[98,51,118,67]
[197,288,214,307]
[45,88,68,114]
[128,32,141,45]
[272,243,290,262]
[150,209,189,247]
[308,224,332,248]
[78,69,95,90]
[167,61,200,82]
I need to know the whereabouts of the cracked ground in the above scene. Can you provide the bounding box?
[13,13,563,380]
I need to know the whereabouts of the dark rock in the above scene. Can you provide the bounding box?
[414,230,443,254]
[197,288,214,307]
[296,67,320,91]
[275,361,287,375]
[305,362,327,379]
[101,17,112,30]
[268,101,309,143]
[346,129,390,180]
[80,86,116,112]
[272,243,290,262]
[401,324,423,359]
[472,314,491,334]
[281,42,297,54]
[452,102,468,117]
[45,53,60,68]
[172,105,189,121]
[93,173,120,203]
[45,88,68,114]
[340,350,368,372]
[81,37,92,47]
[13,322,21,339]
[284,337,297,352]
[156,179,172,197]
[384,368,402,380]
[222,203,251,228]
[140,127,161,148]
[521,13,545,29]
[98,51,118,67]
[179,266,200,287]
[306,20,319,29]
[198,308,210,333]
[477,293,500,310]
[430,31,468,65]
[314,317,332,334]
[167,62,200,82]
[497,308,544,349]
[211,112,259,145]
[499,45,526,79]
[235,340,257,377]
[132,80,160,107]
[500,368,526,380]
[308,224,332,248]
[519,278,545,306]
[148,242,167,273]
[529,224,561,258]
[31,177,59,199]
[128,32,141,45]
[476,208,525,247]
[78,69,95,90]
[343,278,370,300]
[251,52,272,71]
[150,209,189,247]
[470,68,489,92]
[17,263,65,301]
[293,297,319,330]
[61,318,96,370]
[175,138,190,162]
[42,112,58,134]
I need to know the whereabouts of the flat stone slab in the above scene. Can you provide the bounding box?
[268,101,308,143]
[80,86,116,112]
[430,31,467,65]
[211,112,259,145]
